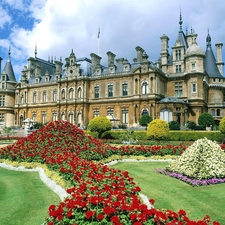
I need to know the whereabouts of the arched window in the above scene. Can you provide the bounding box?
[160,108,173,122]
[142,109,149,115]
[211,109,215,116]
[217,109,221,116]
[142,81,149,94]
[61,89,65,100]
[68,112,74,124]
[69,88,74,99]
[61,112,65,120]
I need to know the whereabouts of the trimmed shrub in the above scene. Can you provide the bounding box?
[147,119,169,140]
[88,116,112,138]
[186,121,196,130]
[219,116,225,134]
[198,112,214,129]
[139,114,153,128]
[168,121,180,130]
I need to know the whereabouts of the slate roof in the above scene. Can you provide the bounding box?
[2,53,16,83]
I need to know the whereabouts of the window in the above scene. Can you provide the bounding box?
[176,65,182,73]
[2,76,5,81]
[122,109,129,124]
[176,50,181,60]
[0,113,4,122]
[122,83,128,96]
[33,92,37,103]
[107,109,114,116]
[108,84,113,97]
[192,63,196,70]
[43,91,47,102]
[192,83,197,93]
[142,81,149,94]
[160,108,173,122]
[175,82,183,97]
[53,90,57,102]
[142,109,149,115]
[69,88,74,99]
[93,110,100,118]
[42,112,46,124]
[211,109,215,116]
[21,94,24,104]
[217,109,221,116]
[52,112,57,121]
[32,113,36,122]
[61,112,65,120]
[94,86,99,98]
[68,112,74,124]
[213,78,216,82]
[0,95,5,106]
[2,83,5,89]
[61,89,65,100]
[78,87,82,99]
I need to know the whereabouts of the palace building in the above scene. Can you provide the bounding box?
[0,14,225,128]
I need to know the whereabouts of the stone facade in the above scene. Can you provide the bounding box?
[1,15,225,128]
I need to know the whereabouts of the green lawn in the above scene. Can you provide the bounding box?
[0,167,60,225]
[111,161,225,224]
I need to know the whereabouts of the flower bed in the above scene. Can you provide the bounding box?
[0,121,221,224]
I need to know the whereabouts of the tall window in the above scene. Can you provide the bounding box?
[142,81,149,94]
[52,112,57,121]
[61,112,65,120]
[21,94,24,104]
[160,108,173,122]
[122,109,129,124]
[107,109,114,116]
[42,112,46,124]
[175,82,182,97]
[94,86,99,98]
[53,90,57,101]
[217,109,221,116]
[33,92,37,103]
[93,110,100,118]
[176,50,181,60]
[0,95,5,106]
[68,112,74,124]
[176,65,182,73]
[43,91,47,102]
[32,113,36,122]
[61,89,65,100]
[122,83,128,96]
[192,83,197,93]
[78,87,82,99]
[142,109,149,115]
[211,109,215,116]
[0,113,4,122]
[108,84,113,97]
[69,88,74,99]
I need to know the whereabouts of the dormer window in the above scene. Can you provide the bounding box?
[176,50,181,60]
[45,77,49,82]
[2,76,5,81]
[35,78,39,83]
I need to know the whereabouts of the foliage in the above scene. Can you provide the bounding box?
[33,122,44,129]
[166,137,225,180]
[147,119,169,140]
[0,121,221,225]
[139,114,153,128]
[186,120,196,130]
[219,116,225,134]
[168,121,180,130]
[198,112,215,128]
[88,116,112,138]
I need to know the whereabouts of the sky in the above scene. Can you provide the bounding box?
[0,0,225,81]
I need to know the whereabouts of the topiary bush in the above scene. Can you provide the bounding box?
[168,121,180,130]
[186,120,196,130]
[147,119,169,140]
[198,112,215,129]
[88,116,112,138]
[139,114,153,129]
[219,116,225,134]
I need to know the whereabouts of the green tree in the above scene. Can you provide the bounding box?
[198,112,214,129]
[147,119,169,140]
[88,116,112,138]
[219,117,225,134]
[168,121,180,130]
[139,114,153,129]
[186,121,196,130]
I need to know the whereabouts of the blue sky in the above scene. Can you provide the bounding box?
[1,0,225,81]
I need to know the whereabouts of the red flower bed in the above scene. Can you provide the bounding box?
[0,121,220,224]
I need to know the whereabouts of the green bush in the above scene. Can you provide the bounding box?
[168,121,180,130]
[198,112,214,129]
[219,117,225,134]
[88,116,112,138]
[139,115,153,128]
[186,121,196,130]
[147,119,169,140]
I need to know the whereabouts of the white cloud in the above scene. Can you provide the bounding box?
[0,6,11,29]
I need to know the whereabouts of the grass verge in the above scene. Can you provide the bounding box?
[110,161,225,224]
[0,167,60,225]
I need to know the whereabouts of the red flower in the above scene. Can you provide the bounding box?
[111,215,120,223]
[97,214,104,221]
[149,199,155,205]
[86,210,95,219]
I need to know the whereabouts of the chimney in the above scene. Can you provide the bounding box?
[135,46,144,62]
[106,51,116,66]
[215,42,224,75]
[115,58,124,65]
[160,34,169,72]
[55,60,63,74]
[90,53,102,74]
